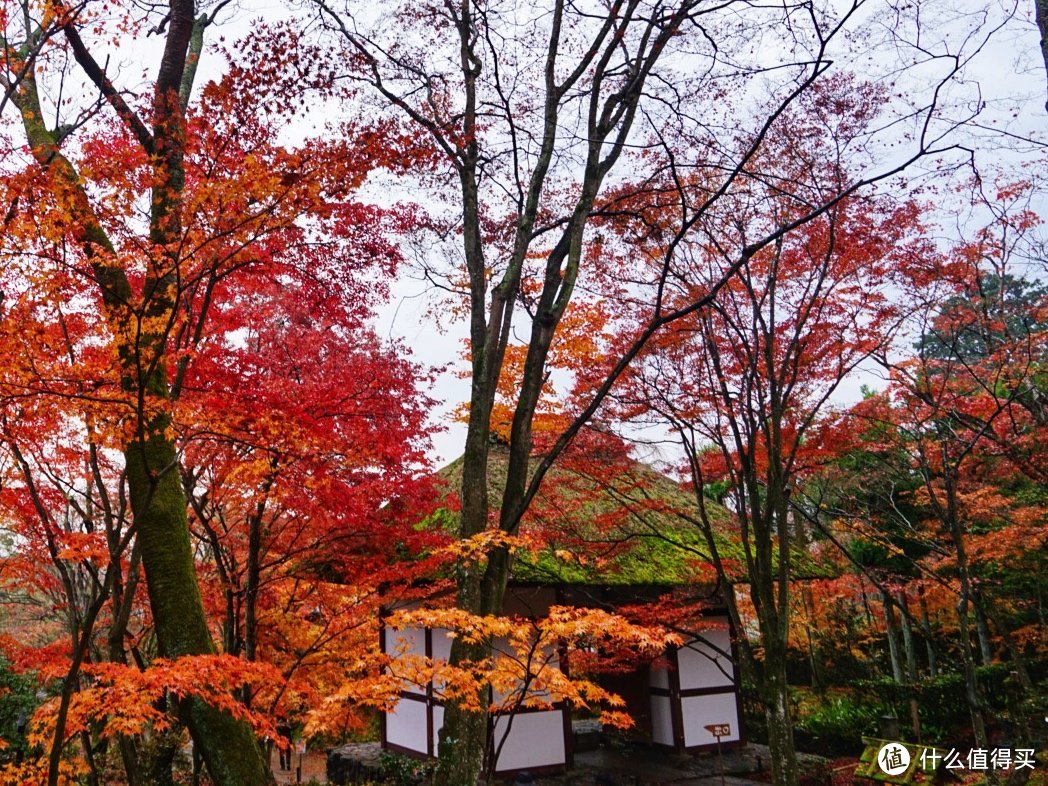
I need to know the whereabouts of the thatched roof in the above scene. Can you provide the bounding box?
[434,445,735,587]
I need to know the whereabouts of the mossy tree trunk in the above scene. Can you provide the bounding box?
[8,1,274,782]
[125,417,273,785]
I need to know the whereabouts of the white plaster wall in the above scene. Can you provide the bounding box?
[432,627,453,661]
[386,624,428,695]
[650,695,675,746]
[490,635,556,706]
[677,622,734,691]
[430,627,453,695]
[385,698,429,754]
[385,625,426,657]
[681,692,741,747]
[491,711,566,772]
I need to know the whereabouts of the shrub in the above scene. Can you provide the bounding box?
[0,659,39,765]
[798,697,882,756]
[378,751,435,785]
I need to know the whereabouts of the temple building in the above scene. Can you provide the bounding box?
[379,446,745,775]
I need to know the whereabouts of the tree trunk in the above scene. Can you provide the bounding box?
[896,591,921,739]
[859,577,876,628]
[897,591,919,682]
[979,598,1036,745]
[955,593,991,752]
[751,506,799,786]
[11,11,274,784]
[942,471,993,781]
[882,592,905,683]
[973,595,993,666]
[109,551,146,786]
[131,4,274,779]
[147,729,179,786]
[795,522,824,692]
[1035,0,1048,111]
[435,682,489,785]
[434,405,497,786]
[804,615,824,693]
[918,585,938,678]
[80,730,101,786]
[763,645,799,786]
[126,427,273,785]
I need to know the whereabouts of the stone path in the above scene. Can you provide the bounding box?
[542,745,773,785]
[272,748,328,784]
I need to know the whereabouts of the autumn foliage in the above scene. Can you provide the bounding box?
[0,10,439,782]
[0,0,1044,784]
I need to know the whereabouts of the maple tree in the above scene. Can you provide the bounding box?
[0,6,285,779]
[612,151,1046,775]
[827,185,1048,767]
[0,5,437,785]
[307,1,1006,781]
[177,264,435,665]
[314,3,719,779]
[616,138,930,786]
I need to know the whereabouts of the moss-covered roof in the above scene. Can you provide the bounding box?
[434,445,736,587]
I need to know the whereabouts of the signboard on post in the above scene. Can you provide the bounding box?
[705,723,732,786]
[705,723,731,738]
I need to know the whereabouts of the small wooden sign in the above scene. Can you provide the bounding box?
[705,723,731,738]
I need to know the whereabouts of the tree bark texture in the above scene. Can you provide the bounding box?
[883,592,905,683]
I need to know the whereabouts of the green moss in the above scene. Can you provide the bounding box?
[434,447,732,586]
[430,446,834,586]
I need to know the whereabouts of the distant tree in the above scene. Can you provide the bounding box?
[840,192,1047,769]
[179,269,437,724]
[917,273,1048,366]
[619,166,928,783]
